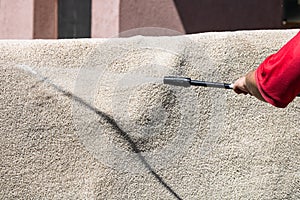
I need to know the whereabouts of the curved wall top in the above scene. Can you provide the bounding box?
[0,30,299,199]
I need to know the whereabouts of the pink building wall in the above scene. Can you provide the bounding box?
[34,0,57,39]
[92,0,120,38]
[0,0,35,39]
[119,0,184,35]
[0,0,57,39]
[0,0,291,39]
[1,0,185,39]
[91,0,185,38]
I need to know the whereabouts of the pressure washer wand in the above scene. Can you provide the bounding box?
[163,76,300,97]
[163,76,233,89]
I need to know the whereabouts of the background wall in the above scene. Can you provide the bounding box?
[0,0,35,39]
[34,0,57,39]
[172,0,284,33]
[91,0,120,38]
[1,0,300,39]
[118,0,185,34]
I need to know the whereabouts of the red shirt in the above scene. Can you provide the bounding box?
[255,32,300,108]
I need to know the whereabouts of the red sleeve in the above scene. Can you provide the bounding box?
[255,32,300,108]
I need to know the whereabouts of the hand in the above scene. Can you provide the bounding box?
[233,70,265,102]
[233,76,250,95]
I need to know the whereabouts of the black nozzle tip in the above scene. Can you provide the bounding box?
[163,76,191,87]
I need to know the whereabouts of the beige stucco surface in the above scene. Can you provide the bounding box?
[1,30,299,199]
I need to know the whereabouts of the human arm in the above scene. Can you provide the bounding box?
[233,32,300,108]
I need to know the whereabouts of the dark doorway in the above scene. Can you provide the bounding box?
[58,0,91,38]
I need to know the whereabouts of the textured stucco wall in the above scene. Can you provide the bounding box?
[0,30,299,199]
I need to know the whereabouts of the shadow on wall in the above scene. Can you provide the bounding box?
[173,0,284,33]
[37,75,183,200]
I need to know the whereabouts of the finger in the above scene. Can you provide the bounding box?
[234,88,248,95]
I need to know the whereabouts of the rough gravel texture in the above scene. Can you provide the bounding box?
[1,30,300,199]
